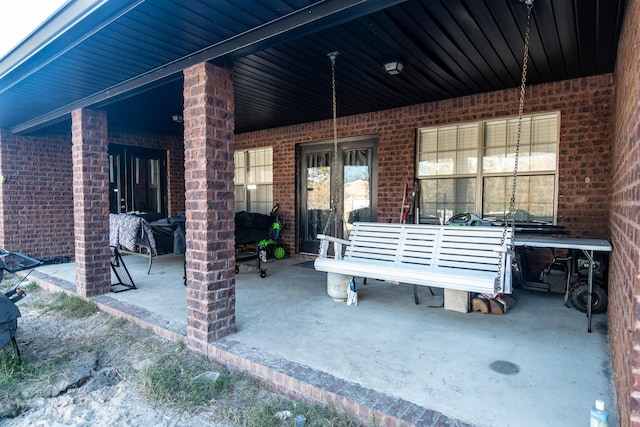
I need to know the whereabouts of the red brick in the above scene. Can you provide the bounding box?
[236,74,615,255]
[71,108,110,297]
[183,62,236,344]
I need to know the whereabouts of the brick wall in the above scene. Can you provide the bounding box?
[609,0,640,424]
[236,74,614,255]
[0,127,185,261]
[0,130,74,260]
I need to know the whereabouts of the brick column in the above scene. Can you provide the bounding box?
[183,62,236,351]
[71,108,110,297]
[0,129,13,250]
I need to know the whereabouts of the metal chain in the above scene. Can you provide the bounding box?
[495,2,533,292]
[321,51,340,237]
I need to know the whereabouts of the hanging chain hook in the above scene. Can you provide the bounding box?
[495,0,533,292]
[520,0,534,15]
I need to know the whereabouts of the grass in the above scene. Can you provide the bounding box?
[0,282,98,418]
[1,281,364,425]
[138,347,224,410]
[32,291,97,318]
[0,348,34,418]
[0,342,59,418]
[0,273,27,292]
[138,347,360,426]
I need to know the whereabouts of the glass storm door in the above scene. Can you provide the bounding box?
[299,138,377,254]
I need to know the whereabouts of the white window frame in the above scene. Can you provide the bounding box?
[234,147,273,214]
[416,112,560,225]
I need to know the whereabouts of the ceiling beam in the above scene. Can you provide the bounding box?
[11,0,408,134]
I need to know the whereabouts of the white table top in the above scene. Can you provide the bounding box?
[513,235,612,252]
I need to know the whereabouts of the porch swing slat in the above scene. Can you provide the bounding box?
[315,222,513,297]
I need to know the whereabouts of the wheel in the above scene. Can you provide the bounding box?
[273,246,285,259]
[569,280,608,314]
[260,271,267,278]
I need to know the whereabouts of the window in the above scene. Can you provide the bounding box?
[234,147,273,214]
[416,112,559,224]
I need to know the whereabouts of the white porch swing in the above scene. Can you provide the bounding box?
[315,0,534,308]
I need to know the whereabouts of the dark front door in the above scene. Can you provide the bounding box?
[109,144,168,217]
[298,137,378,254]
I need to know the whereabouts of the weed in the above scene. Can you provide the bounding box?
[35,292,97,318]
[22,281,40,293]
[224,395,359,427]
[138,351,221,410]
[2,289,364,426]
[216,374,359,427]
[0,273,38,294]
[0,349,24,387]
[175,339,186,352]
[0,349,31,418]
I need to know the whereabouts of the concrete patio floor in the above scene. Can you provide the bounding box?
[28,253,615,427]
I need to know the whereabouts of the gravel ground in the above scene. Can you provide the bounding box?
[0,282,326,427]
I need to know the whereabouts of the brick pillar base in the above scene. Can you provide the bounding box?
[71,108,110,297]
[183,62,236,352]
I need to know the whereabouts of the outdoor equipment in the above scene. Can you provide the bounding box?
[443,212,607,314]
[258,204,285,262]
[110,246,136,293]
[235,209,276,278]
[446,212,492,227]
[512,246,608,313]
[0,250,42,358]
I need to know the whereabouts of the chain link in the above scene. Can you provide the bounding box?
[321,52,340,237]
[495,3,532,292]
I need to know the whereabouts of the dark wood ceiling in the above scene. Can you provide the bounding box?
[0,0,626,136]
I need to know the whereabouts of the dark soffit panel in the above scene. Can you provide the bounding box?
[0,0,626,136]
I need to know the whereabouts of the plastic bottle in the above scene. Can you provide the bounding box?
[590,400,609,427]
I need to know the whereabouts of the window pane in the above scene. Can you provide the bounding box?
[249,184,273,214]
[234,152,246,185]
[484,121,506,148]
[437,150,455,175]
[418,151,438,176]
[417,124,478,177]
[482,175,555,223]
[419,130,437,153]
[234,185,245,212]
[438,127,457,151]
[234,148,273,213]
[484,115,556,173]
[246,148,273,184]
[458,124,478,149]
[419,178,476,224]
[456,149,477,174]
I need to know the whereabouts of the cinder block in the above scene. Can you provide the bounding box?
[444,289,469,313]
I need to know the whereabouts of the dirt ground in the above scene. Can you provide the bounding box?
[0,282,327,427]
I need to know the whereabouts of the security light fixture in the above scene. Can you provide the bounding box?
[171,115,183,123]
[383,60,404,75]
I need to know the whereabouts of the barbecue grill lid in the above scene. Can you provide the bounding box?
[0,292,21,323]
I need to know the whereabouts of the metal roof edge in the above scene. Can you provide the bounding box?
[0,0,143,91]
